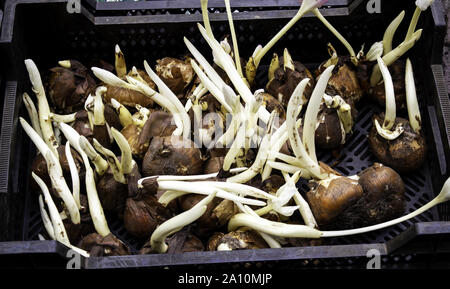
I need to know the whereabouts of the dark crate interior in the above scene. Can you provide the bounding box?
[2,0,448,261]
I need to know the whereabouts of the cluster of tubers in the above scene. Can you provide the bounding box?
[21,0,450,259]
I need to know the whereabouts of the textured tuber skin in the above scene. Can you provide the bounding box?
[215,230,268,251]
[315,56,363,105]
[63,194,95,245]
[123,194,173,239]
[306,176,364,226]
[315,105,345,149]
[266,58,315,107]
[178,194,224,238]
[31,145,84,191]
[139,228,204,254]
[368,114,426,173]
[206,232,226,251]
[77,233,131,257]
[71,110,94,142]
[97,168,128,216]
[203,156,224,174]
[123,165,173,239]
[120,110,177,159]
[259,92,286,120]
[369,60,406,109]
[46,60,97,113]
[155,57,195,98]
[103,85,153,108]
[142,136,203,177]
[331,163,406,229]
[261,174,285,195]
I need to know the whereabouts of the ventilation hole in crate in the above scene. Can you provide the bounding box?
[418,196,429,204]
[353,143,369,159]
[360,116,373,130]
[408,174,426,188]
[405,183,420,196]
[360,148,373,161]
[334,166,349,176]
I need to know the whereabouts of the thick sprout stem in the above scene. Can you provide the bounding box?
[374,56,405,140]
[190,60,233,112]
[22,92,42,139]
[115,44,127,78]
[303,66,335,164]
[32,172,70,245]
[49,112,77,123]
[150,191,217,253]
[157,180,266,206]
[196,23,271,123]
[143,60,191,138]
[200,0,214,39]
[65,142,80,209]
[24,59,59,159]
[92,67,137,90]
[370,29,422,86]
[79,151,111,237]
[287,69,333,180]
[312,8,356,61]
[405,7,422,42]
[93,139,126,184]
[226,111,277,183]
[197,24,252,103]
[222,122,246,171]
[34,175,88,257]
[378,56,396,130]
[382,11,405,55]
[288,171,318,228]
[261,117,302,181]
[252,9,306,67]
[93,86,106,126]
[20,118,80,224]
[137,167,246,185]
[228,213,323,238]
[195,181,276,201]
[236,203,282,248]
[38,194,55,240]
[224,0,244,78]
[125,76,184,137]
[110,127,133,175]
[405,58,422,133]
[59,122,109,175]
[184,37,228,90]
[111,98,133,127]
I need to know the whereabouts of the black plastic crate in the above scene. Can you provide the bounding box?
[0,0,449,269]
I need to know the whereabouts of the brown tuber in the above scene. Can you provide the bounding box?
[77,233,131,257]
[123,165,173,239]
[46,60,97,113]
[142,135,203,177]
[155,57,195,98]
[306,175,364,226]
[368,114,426,173]
[215,229,268,251]
[331,163,406,229]
[369,60,406,109]
[266,53,315,107]
[140,228,204,254]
